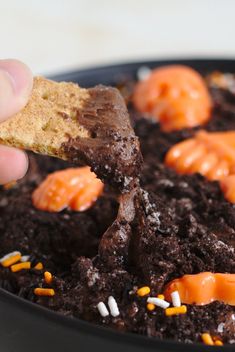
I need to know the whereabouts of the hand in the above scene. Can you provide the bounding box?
[0,59,33,184]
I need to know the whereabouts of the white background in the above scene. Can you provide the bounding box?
[0,0,234,75]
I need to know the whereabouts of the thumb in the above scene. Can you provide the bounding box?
[0,59,33,122]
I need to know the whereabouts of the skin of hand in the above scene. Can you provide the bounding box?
[0,59,33,184]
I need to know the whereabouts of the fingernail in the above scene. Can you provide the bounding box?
[0,64,17,95]
[0,59,32,95]
[0,59,33,121]
[0,69,15,106]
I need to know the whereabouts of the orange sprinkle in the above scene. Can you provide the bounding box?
[3,181,16,190]
[34,262,43,270]
[201,333,214,346]
[147,303,155,311]
[34,288,55,297]
[164,272,235,306]
[214,340,223,346]
[1,253,21,267]
[11,262,31,272]
[133,65,212,132]
[157,294,165,300]
[32,167,104,213]
[44,271,53,284]
[165,305,187,316]
[137,286,151,297]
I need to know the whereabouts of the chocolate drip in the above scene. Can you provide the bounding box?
[62,85,142,192]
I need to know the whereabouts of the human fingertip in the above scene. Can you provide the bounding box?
[0,59,33,96]
[0,59,33,122]
[0,146,28,184]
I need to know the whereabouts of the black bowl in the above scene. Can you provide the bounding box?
[1,59,235,352]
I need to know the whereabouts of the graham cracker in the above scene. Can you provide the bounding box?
[0,76,142,190]
[0,76,90,159]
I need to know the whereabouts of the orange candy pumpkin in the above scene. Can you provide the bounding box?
[32,167,104,212]
[133,65,212,132]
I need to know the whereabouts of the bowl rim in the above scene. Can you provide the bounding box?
[50,57,235,83]
[3,57,235,351]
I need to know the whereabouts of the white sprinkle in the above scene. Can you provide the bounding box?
[97,302,109,317]
[0,251,21,263]
[217,323,224,333]
[21,255,30,262]
[108,296,120,317]
[171,290,181,307]
[147,297,170,309]
[137,66,151,81]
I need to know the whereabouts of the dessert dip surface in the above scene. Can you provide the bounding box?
[0,66,235,346]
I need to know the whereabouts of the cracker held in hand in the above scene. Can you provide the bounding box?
[0,77,142,190]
